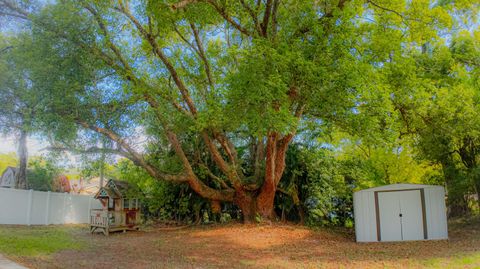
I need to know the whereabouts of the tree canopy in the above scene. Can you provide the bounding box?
[0,0,479,221]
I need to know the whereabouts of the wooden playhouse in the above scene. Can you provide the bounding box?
[90,179,141,235]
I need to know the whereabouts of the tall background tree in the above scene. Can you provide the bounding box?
[0,35,44,189]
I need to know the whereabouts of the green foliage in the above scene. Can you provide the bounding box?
[277,144,354,226]
[116,159,208,223]
[27,157,60,192]
[301,148,353,226]
[278,138,443,226]
[336,139,439,188]
[0,153,17,174]
[383,30,480,214]
[79,158,117,180]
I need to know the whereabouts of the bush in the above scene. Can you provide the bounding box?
[276,144,354,227]
[27,158,59,191]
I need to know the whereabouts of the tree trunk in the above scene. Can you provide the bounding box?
[475,178,480,211]
[255,133,278,220]
[289,186,305,224]
[442,160,469,217]
[15,129,28,189]
[234,191,256,223]
[99,140,106,188]
[256,187,276,220]
[255,132,293,221]
[297,205,305,225]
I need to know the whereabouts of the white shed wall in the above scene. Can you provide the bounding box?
[353,191,377,242]
[424,187,448,239]
[354,184,448,242]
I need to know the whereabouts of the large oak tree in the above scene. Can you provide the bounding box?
[0,0,476,221]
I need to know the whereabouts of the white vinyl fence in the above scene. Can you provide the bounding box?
[0,188,102,225]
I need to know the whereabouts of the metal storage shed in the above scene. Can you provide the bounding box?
[353,184,448,242]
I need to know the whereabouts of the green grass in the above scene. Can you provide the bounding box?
[0,225,85,257]
[422,252,480,268]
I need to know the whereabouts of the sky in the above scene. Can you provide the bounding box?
[0,135,100,170]
[0,134,45,155]
[0,131,146,168]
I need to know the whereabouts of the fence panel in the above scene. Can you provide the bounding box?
[30,191,48,225]
[0,188,101,225]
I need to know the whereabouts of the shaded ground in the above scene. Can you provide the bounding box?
[5,216,480,269]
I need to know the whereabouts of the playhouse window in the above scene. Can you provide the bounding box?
[108,198,114,209]
[124,199,130,209]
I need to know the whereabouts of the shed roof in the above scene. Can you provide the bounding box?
[355,183,444,193]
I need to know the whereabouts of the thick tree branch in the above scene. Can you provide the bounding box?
[260,0,273,37]
[115,5,199,115]
[190,23,214,87]
[81,4,192,119]
[173,25,199,54]
[83,3,131,70]
[202,131,243,190]
[253,136,265,181]
[76,119,186,183]
[213,131,239,166]
[293,0,350,37]
[239,0,262,35]
[264,132,278,188]
[206,0,251,36]
[144,94,235,201]
[0,11,26,19]
[171,0,197,10]
[366,0,404,19]
[167,128,235,201]
[0,0,28,19]
[114,5,242,191]
[45,146,130,158]
[76,117,233,202]
[172,0,253,37]
[271,0,279,37]
[198,163,230,190]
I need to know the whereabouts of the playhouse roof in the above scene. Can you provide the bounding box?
[94,179,136,199]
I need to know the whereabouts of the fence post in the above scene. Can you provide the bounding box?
[26,189,33,226]
[63,192,67,224]
[45,191,51,225]
[87,196,92,223]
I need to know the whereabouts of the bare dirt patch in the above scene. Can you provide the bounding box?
[11,217,480,269]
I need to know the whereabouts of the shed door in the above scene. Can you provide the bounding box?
[400,190,424,241]
[378,192,402,241]
[378,190,424,241]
